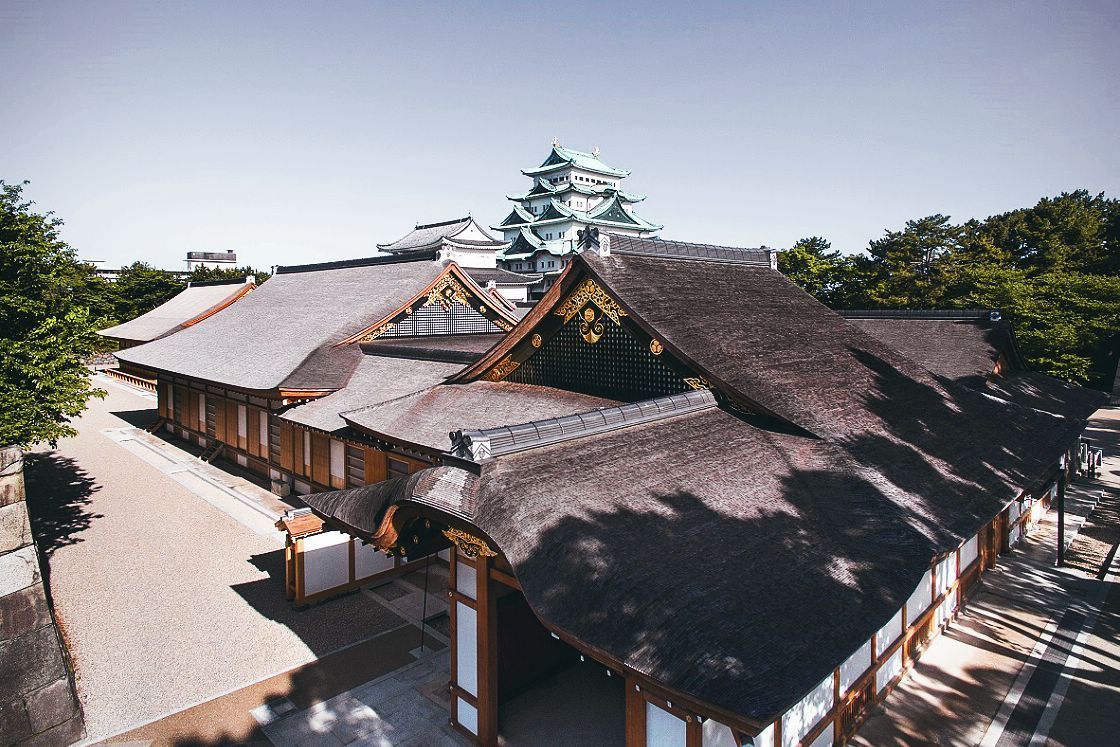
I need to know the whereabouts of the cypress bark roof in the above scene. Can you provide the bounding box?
[279,355,462,433]
[115,255,448,392]
[342,382,617,452]
[843,314,1016,384]
[98,277,254,344]
[843,313,1104,419]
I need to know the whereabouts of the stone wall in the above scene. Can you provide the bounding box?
[0,447,84,746]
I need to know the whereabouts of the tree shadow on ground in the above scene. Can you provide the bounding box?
[24,452,102,560]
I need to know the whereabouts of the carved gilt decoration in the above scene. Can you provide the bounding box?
[443,527,497,558]
[579,307,606,344]
[484,355,520,381]
[531,333,543,348]
[555,279,628,326]
[649,339,664,355]
[495,318,514,332]
[684,376,712,391]
[360,321,397,342]
[423,275,473,311]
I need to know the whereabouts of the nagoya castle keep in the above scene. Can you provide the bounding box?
[493,141,662,296]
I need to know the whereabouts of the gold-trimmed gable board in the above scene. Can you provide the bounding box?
[338,264,519,344]
[479,274,725,402]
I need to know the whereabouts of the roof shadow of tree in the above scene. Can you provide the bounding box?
[837,348,1078,550]
[503,474,942,726]
[24,452,102,574]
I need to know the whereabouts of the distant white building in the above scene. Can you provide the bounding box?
[377,217,540,304]
[493,142,661,298]
[186,250,237,271]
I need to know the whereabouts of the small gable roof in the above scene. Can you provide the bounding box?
[378,217,502,252]
[98,277,254,344]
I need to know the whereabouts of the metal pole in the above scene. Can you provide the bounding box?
[1056,473,1067,567]
[419,553,431,653]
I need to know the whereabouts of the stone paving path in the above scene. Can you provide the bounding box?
[29,379,406,741]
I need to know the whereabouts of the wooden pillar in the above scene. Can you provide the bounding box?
[625,677,645,747]
[476,554,499,747]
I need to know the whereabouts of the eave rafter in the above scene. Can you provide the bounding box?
[336,265,517,346]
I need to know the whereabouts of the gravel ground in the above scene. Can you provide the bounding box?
[28,379,405,741]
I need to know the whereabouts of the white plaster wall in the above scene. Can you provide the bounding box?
[701,718,736,747]
[353,540,393,579]
[456,560,477,600]
[301,531,350,596]
[960,535,979,570]
[456,601,478,696]
[876,608,904,653]
[752,723,776,747]
[807,723,833,747]
[329,439,345,483]
[905,570,932,624]
[878,647,904,694]
[839,637,873,693]
[457,697,478,735]
[646,702,686,747]
[781,675,833,747]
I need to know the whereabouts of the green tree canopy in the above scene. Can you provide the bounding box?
[112,262,187,323]
[778,192,1120,388]
[187,264,271,284]
[0,181,105,447]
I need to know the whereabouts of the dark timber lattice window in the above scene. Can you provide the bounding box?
[346,445,366,488]
[507,320,692,401]
[381,304,502,337]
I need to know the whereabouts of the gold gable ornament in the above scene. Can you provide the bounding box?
[484,355,520,382]
[443,528,497,559]
[360,320,397,342]
[424,275,473,311]
[555,279,628,326]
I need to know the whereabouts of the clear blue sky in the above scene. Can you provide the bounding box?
[2,1,1117,269]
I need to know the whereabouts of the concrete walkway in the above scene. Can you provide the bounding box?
[853,407,1120,747]
[28,378,407,741]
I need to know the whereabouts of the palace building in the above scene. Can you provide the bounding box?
[287,233,1102,746]
[111,227,1103,746]
[378,216,541,304]
[99,275,256,389]
[494,143,662,298]
[114,250,518,501]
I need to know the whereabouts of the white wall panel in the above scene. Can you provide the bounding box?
[456,602,478,696]
[237,404,247,438]
[781,675,833,747]
[329,439,344,480]
[905,570,932,624]
[752,723,776,747]
[456,697,478,735]
[807,722,834,747]
[353,540,394,579]
[456,561,478,600]
[876,608,904,655]
[646,702,686,747]
[878,648,903,694]
[960,535,979,570]
[839,637,873,693]
[301,531,350,596]
[701,719,736,747]
[936,588,958,628]
[198,393,206,425]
